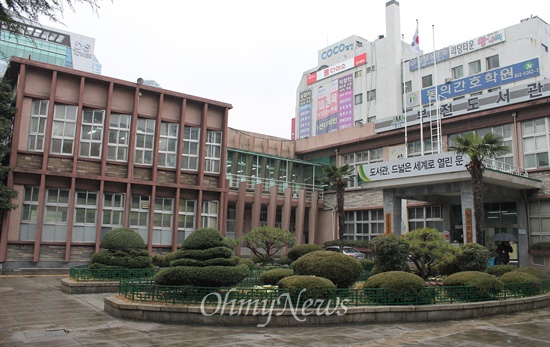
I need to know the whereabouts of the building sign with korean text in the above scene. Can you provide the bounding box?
[357,152,466,182]
[375,77,550,133]
[307,53,366,85]
[298,90,312,139]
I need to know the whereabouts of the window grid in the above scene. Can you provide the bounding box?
[178,198,197,244]
[522,118,550,169]
[51,104,77,155]
[408,206,443,231]
[43,188,70,242]
[527,200,550,243]
[28,100,48,152]
[79,109,105,158]
[73,191,98,242]
[102,193,125,227]
[201,200,219,229]
[134,118,156,165]
[343,209,385,241]
[367,89,376,102]
[342,148,383,188]
[19,186,40,241]
[182,126,200,171]
[468,60,481,75]
[205,130,222,173]
[130,195,150,242]
[158,122,179,168]
[107,114,131,162]
[153,197,174,245]
[354,94,363,105]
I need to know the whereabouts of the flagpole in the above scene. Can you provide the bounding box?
[432,24,441,154]
[416,19,424,156]
[402,34,408,158]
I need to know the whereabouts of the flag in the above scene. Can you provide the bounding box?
[411,26,419,54]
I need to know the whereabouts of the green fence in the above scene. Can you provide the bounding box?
[70,265,157,281]
[118,278,550,307]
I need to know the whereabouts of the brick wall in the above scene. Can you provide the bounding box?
[16,154,42,170]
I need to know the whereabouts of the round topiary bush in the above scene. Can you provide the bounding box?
[363,271,432,305]
[277,256,293,265]
[443,271,503,301]
[516,266,550,280]
[500,271,541,295]
[359,259,375,272]
[259,268,294,285]
[293,250,362,288]
[154,264,250,287]
[277,275,336,300]
[455,243,491,272]
[100,228,146,251]
[181,227,226,250]
[487,264,517,277]
[287,244,324,261]
[238,257,256,269]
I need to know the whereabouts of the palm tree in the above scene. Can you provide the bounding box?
[322,164,354,252]
[448,132,510,245]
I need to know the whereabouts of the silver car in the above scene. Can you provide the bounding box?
[325,246,365,260]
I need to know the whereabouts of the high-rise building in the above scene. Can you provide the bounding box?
[0,15,101,75]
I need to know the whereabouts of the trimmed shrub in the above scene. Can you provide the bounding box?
[278,256,293,265]
[287,244,324,261]
[223,237,237,250]
[293,250,362,288]
[455,243,491,272]
[90,250,152,268]
[500,271,541,295]
[180,247,233,261]
[277,275,336,300]
[238,257,256,269]
[363,271,432,305]
[487,264,517,277]
[251,254,274,264]
[370,234,409,273]
[259,268,294,285]
[181,227,225,250]
[100,228,146,251]
[153,264,250,287]
[170,256,240,267]
[516,266,550,280]
[433,256,461,276]
[443,271,503,300]
[359,259,375,272]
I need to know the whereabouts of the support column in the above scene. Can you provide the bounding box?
[516,196,529,267]
[460,181,476,243]
[383,189,402,235]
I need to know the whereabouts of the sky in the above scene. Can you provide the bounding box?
[41,0,550,139]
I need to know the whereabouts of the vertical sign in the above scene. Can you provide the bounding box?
[465,208,473,243]
[298,90,312,139]
[385,213,392,234]
[338,74,353,129]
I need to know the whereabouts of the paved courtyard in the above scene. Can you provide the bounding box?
[1,273,550,346]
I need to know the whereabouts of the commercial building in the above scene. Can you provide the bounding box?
[0,15,102,75]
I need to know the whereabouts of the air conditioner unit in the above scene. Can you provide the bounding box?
[444,78,452,83]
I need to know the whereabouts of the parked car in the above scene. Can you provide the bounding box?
[324,246,365,260]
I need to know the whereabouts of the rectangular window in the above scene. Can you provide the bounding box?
[408,139,435,157]
[158,122,179,168]
[422,75,433,88]
[153,197,173,245]
[452,65,463,79]
[354,70,363,78]
[205,130,222,173]
[101,193,125,239]
[178,198,197,244]
[20,186,40,241]
[130,195,150,242]
[342,148,383,188]
[134,118,156,165]
[225,208,236,240]
[73,191,98,242]
[404,81,412,93]
[51,104,77,155]
[528,201,550,243]
[367,89,376,102]
[523,118,549,169]
[182,126,200,171]
[408,206,443,231]
[343,209,384,241]
[107,114,131,162]
[201,200,218,229]
[354,94,363,105]
[486,55,499,70]
[468,60,481,75]
[28,100,48,152]
[42,188,70,242]
[79,109,105,158]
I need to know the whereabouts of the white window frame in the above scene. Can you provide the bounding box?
[134,118,156,165]
[107,113,131,162]
[178,198,197,244]
[182,126,200,171]
[367,89,376,101]
[422,74,433,88]
[73,191,98,242]
[342,148,383,188]
[344,209,384,241]
[205,130,222,173]
[28,100,48,152]
[408,205,443,231]
[20,186,40,241]
[158,122,179,168]
[354,93,363,105]
[79,109,105,158]
[452,65,464,79]
[101,192,125,238]
[522,117,549,169]
[486,55,499,70]
[130,195,150,242]
[51,104,77,155]
[153,197,174,245]
[468,60,481,75]
[201,200,219,229]
[43,188,70,242]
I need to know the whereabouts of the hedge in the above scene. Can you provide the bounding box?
[293,250,362,288]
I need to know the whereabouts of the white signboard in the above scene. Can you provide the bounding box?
[357,152,467,182]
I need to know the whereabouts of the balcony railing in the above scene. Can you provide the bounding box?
[227,174,324,200]
[483,158,528,177]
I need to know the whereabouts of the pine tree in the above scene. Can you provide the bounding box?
[0,77,17,211]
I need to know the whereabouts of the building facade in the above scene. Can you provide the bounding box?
[0,15,102,76]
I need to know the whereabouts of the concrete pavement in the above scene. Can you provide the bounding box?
[1,273,550,346]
